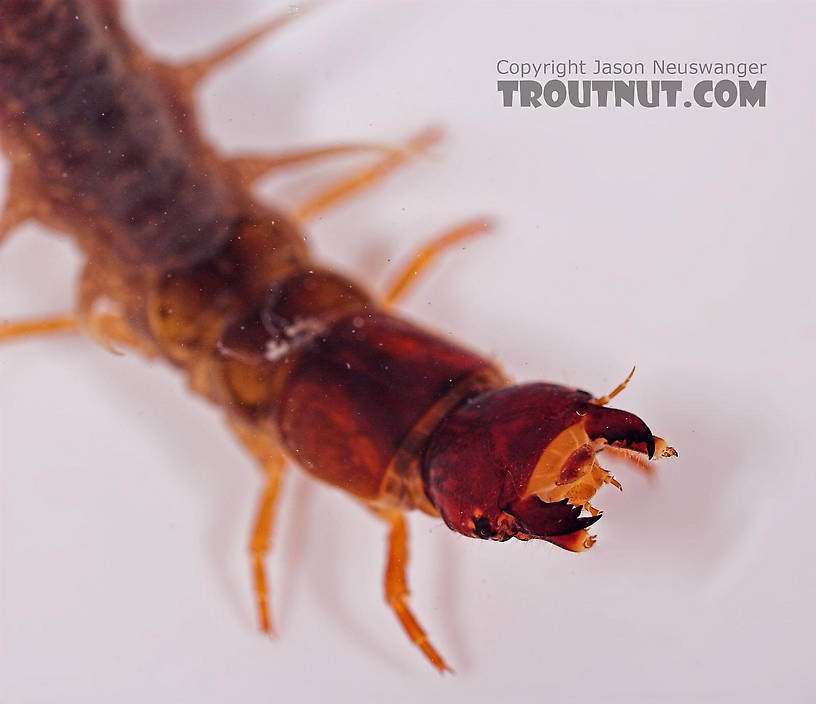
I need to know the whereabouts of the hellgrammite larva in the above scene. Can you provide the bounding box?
[0,0,676,672]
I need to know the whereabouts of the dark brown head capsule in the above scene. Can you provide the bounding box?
[422,383,671,551]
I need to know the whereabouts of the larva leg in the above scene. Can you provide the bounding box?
[384,218,493,305]
[291,127,443,223]
[76,264,158,356]
[592,366,636,406]
[0,311,148,356]
[229,419,287,634]
[80,310,154,356]
[175,5,312,88]
[0,264,151,353]
[227,142,417,186]
[0,187,94,345]
[0,314,78,341]
[1,273,149,354]
[374,508,452,673]
[249,460,285,634]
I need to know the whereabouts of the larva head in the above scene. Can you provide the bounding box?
[422,383,665,551]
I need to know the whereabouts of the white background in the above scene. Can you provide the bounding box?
[2,1,815,702]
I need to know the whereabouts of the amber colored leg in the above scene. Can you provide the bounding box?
[374,508,452,673]
[291,126,443,223]
[0,314,78,341]
[0,310,154,358]
[176,4,315,87]
[384,218,493,305]
[228,143,415,185]
[592,366,636,406]
[230,420,287,634]
[86,311,157,356]
[249,464,284,633]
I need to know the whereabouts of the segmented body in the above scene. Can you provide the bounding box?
[0,0,500,512]
[0,0,674,671]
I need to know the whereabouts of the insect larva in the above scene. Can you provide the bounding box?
[0,0,675,672]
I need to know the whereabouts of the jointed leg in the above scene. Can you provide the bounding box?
[374,508,451,673]
[1,262,148,350]
[230,420,287,634]
[175,4,315,88]
[384,218,493,305]
[291,127,443,223]
[228,143,414,186]
[0,314,78,341]
[0,309,154,358]
[250,462,284,633]
[166,5,441,223]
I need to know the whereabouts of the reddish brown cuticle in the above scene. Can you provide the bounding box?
[421,384,659,544]
[0,1,674,670]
